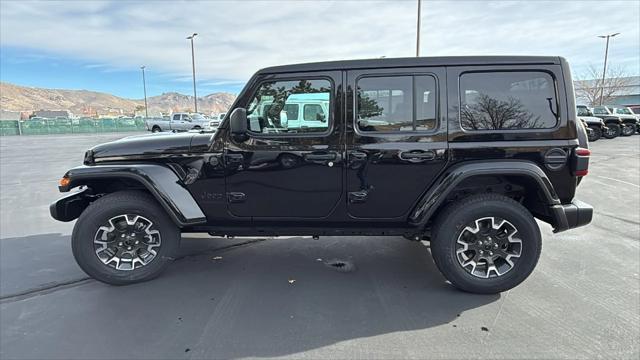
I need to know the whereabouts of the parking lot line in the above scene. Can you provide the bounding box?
[595,175,640,188]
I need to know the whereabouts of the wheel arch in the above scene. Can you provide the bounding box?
[52,164,206,227]
[409,161,562,230]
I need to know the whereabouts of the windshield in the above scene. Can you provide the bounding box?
[191,114,206,120]
[616,108,632,115]
[577,107,592,116]
[593,107,610,115]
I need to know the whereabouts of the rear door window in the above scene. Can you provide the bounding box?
[356,75,437,132]
[459,71,559,130]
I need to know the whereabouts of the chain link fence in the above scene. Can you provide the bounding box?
[0,118,150,136]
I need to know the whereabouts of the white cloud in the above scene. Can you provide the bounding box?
[1,0,638,82]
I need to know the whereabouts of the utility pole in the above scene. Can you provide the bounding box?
[140,66,148,119]
[416,0,421,57]
[186,33,198,113]
[597,32,620,105]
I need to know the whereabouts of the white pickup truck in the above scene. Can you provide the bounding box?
[145,113,209,133]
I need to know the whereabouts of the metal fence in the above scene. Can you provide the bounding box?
[0,118,149,136]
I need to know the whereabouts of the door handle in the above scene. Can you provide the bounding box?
[399,150,435,162]
[304,152,337,161]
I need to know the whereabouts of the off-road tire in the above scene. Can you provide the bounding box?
[603,123,621,139]
[72,190,180,285]
[587,126,601,142]
[430,194,542,294]
[621,124,636,136]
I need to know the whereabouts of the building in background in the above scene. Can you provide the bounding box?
[574,76,640,107]
[0,110,22,121]
[33,110,73,119]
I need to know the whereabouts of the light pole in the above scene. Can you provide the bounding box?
[597,32,620,105]
[416,0,421,57]
[140,66,148,119]
[186,33,198,113]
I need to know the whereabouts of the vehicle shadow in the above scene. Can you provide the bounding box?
[0,235,500,360]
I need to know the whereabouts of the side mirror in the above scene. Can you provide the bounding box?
[230,108,248,135]
[316,113,326,122]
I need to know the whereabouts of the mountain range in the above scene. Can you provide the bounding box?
[0,82,236,116]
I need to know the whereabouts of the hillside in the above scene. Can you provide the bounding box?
[0,82,236,115]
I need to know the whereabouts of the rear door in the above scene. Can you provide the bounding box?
[345,67,448,219]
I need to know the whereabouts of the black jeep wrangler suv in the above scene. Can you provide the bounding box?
[51,56,593,294]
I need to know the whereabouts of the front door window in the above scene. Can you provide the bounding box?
[246,79,331,134]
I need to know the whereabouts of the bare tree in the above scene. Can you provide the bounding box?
[460,94,541,130]
[574,64,633,106]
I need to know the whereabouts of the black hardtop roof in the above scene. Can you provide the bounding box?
[258,56,562,74]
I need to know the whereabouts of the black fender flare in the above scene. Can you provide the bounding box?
[409,160,561,227]
[52,164,206,227]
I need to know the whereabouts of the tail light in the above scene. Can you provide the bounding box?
[573,147,590,177]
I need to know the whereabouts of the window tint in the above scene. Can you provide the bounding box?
[173,114,180,121]
[246,79,331,134]
[460,71,558,130]
[356,75,437,132]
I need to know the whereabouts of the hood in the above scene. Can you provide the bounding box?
[89,132,195,161]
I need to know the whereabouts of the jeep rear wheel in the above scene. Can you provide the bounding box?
[587,126,602,142]
[72,191,180,285]
[430,194,542,294]
[603,123,621,139]
[621,124,636,136]
[152,126,162,133]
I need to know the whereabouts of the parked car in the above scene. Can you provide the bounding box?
[612,107,640,134]
[50,56,592,294]
[209,112,226,131]
[590,106,624,138]
[145,113,209,132]
[577,106,607,142]
[247,93,330,133]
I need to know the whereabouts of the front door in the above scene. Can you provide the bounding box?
[345,67,448,219]
[225,72,343,218]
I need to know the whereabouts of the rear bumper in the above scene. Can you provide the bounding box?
[550,199,593,233]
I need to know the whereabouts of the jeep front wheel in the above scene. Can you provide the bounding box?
[430,194,542,294]
[587,126,602,142]
[72,191,180,285]
[603,123,621,139]
[621,124,636,136]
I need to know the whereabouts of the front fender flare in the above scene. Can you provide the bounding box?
[54,164,206,227]
[409,161,561,227]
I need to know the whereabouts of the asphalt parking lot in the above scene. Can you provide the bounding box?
[0,133,638,359]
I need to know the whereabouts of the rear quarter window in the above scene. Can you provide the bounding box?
[459,71,559,131]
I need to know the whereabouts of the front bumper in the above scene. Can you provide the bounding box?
[49,188,91,222]
[550,199,593,233]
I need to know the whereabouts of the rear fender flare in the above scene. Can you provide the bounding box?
[409,161,561,227]
[56,164,206,227]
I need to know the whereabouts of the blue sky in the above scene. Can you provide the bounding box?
[1,0,639,99]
